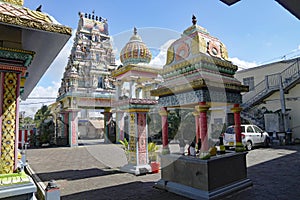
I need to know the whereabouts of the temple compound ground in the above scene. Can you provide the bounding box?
[26,140,300,200]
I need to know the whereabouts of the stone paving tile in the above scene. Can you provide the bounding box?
[26,141,300,200]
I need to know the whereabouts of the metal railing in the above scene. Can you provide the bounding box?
[281,60,300,88]
[242,59,300,109]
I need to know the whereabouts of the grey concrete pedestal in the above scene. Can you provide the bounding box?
[155,152,252,199]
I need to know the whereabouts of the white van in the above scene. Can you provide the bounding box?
[222,124,270,151]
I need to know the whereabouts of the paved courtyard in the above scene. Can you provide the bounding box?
[26,140,300,200]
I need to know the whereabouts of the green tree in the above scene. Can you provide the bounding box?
[34,105,54,145]
[147,108,196,142]
[19,116,34,128]
[34,105,50,127]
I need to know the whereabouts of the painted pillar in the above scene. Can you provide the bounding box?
[103,108,112,143]
[116,111,125,142]
[137,112,148,166]
[231,104,243,150]
[192,111,200,146]
[196,102,210,152]
[122,110,151,175]
[128,112,137,164]
[0,72,20,173]
[159,107,169,154]
[68,110,79,147]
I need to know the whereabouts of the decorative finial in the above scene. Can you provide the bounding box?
[192,15,197,25]
[134,27,137,35]
[36,5,42,12]
[92,10,95,15]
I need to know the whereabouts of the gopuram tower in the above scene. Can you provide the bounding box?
[56,12,116,146]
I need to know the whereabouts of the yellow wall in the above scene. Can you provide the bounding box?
[257,84,300,138]
[235,59,296,86]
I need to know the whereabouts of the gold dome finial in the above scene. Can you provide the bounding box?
[134,27,137,35]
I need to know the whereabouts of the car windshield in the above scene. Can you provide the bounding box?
[226,127,234,134]
[253,126,263,133]
[226,126,245,134]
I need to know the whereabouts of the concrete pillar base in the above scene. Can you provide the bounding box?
[0,174,36,200]
[120,163,152,176]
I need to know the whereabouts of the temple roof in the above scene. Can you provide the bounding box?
[78,12,109,35]
[0,1,72,100]
[0,2,71,35]
[150,15,248,102]
[165,15,229,70]
[120,27,152,66]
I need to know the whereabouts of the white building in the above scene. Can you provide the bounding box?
[235,57,300,139]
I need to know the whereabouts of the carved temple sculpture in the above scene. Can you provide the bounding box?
[151,15,252,199]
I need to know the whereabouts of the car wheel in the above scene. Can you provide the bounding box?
[246,141,252,151]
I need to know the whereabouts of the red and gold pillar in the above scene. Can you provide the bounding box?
[0,48,34,174]
[231,104,243,151]
[159,107,169,154]
[196,102,210,152]
[0,72,20,173]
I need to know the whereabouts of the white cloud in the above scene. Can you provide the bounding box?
[20,81,60,118]
[229,57,258,70]
[150,39,175,68]
[30,81,60,97]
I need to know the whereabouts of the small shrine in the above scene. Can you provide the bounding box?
[111,28,160,175]
[151,16,251,199]
[56,12,116,146]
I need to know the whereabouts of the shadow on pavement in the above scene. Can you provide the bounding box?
[36,168,124,182]
[61,181,190,200]
[224,145,300,200]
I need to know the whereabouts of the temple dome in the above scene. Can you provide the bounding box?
[165,15,229,67]
[120,27,152,66]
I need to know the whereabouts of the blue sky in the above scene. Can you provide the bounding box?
[20,0,300,116]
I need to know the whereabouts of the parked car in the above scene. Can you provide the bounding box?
[222,124,270,151]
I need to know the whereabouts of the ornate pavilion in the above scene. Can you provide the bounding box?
[111,28,160,175]
[151,16,251,199]
[0,0,71,198]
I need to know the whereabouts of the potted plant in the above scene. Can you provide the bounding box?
[119,138,129,161]
[148,142,160,173]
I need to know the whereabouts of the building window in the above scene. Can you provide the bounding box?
[243,77,254,91]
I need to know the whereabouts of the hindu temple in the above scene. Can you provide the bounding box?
[55,12,116,146]
[151,16,252,199]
